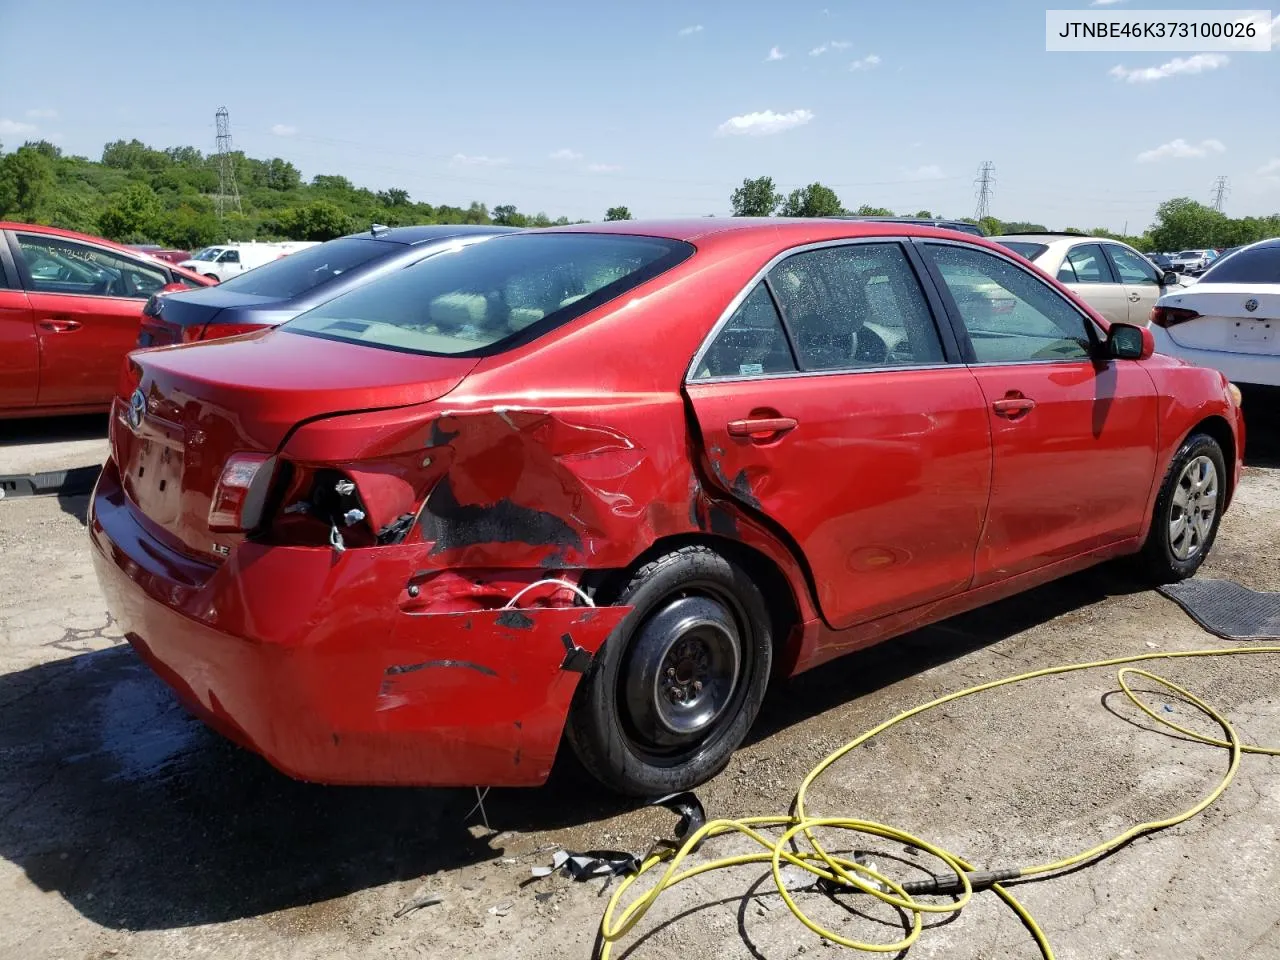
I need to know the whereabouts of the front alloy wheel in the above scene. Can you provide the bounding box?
[1168,455,1219,561]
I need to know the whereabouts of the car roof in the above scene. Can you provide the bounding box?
[342,224,522,245]
[1,220,169,257]
[993,233,1125,245]
[539,217,1002,251]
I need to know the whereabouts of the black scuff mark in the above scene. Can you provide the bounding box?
[730,469,761,510]
[332,733,340,746]
[385,659,498,677]
[541,546,570,570]
[559,632,594,673]
[495,609,535,630]
[514,720,523,730]
[421,477,583,555]
[513,748,522,767]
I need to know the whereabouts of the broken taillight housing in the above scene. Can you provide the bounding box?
[208,453,278,532]
[1150,306,1201,328]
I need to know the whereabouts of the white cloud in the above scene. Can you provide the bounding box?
[586,163,622,173]
[271,123,297,136]
[1258,158,1280,177]
[809,44,829,56]
[716,108,814,137]
[0,118,37,136]
[830,40,851,49]
[1109,53,1228,83]
[1136,138,1226,163]
[765,46,786,61]
[450,153,509,166]
[549,148,582,161]
[902,164,946,181]
[850,53,882,71]
[1090,0,1126,6]
[678,24,703,36]
[26,108,57,119]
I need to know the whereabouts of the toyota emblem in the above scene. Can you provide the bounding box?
[1244,298,1259,312]
[127,388,146,430]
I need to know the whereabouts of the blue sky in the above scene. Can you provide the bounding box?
[1,0,1277,231]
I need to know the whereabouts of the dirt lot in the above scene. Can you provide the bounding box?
[2,411,1279,960]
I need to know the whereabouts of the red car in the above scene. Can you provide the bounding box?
[127,245,192,265]
[90,220,1244,796]
[1,223,214,418]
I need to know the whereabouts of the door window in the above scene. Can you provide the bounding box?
[692,282,797,379]
[217,249,241,264]
[1106,245,1160,285]
[15,234,168,299]
[925,244,1095,363]
[767,243,944,371]
[1059,244,1113,284]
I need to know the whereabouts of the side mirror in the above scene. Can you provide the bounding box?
[1107,322,1154,361]
[1161,270,1179,286]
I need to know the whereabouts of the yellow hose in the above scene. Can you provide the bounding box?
[597,645,1280,958]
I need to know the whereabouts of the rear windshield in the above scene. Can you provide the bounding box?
[214,238,390,298]
[996,241,1048,261]
[282,233,693,356]
[1197,246,1280,284]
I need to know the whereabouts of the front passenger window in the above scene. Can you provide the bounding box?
[1062,244,1111,284]
[1107,246,1160,285]
[218,250,240,263]
[925,244,1094,363]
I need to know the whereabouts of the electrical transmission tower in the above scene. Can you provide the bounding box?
[215,106,242,217]
[1210,175,1229,213]
[974,161,996,221]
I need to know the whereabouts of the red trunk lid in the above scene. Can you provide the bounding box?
[113,329,477,561]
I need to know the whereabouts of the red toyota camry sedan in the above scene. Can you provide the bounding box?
[89,219,1244,796]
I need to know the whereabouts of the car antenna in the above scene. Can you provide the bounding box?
[370,223,389,237]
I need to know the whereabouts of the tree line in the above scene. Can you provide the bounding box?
[729,176,1280,252]
[0,139,1275,253]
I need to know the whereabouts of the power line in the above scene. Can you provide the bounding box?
[974,161,995,220]
[1210,175,1229,213]
[215,106,242,218]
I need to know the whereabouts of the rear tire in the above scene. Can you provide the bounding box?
[1135,432,1226,584]
[567,545,772,797]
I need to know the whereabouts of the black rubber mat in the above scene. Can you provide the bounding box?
[1158,578,1280,640]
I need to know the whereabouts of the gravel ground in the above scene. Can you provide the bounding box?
[1,409,1278,960]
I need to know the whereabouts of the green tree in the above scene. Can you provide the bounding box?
[265,158,302,191]
[978,216,1003,237]
[0,145,56,219]
[98,183,162,241]
[492,204,528,226]
[730,176,783,217]
[780,182,844,218]
[1147,198,1228,251]
[377,187,411,207]
[912,209,933,218]
[852,204,894,216]
[274,201,355,241]
[1000,220,1049,233]
[604,205,633,221]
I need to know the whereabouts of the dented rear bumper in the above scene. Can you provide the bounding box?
[88,462,629,787]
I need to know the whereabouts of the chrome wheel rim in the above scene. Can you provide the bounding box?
[620,592,744,756]
[1169,455,1218,561]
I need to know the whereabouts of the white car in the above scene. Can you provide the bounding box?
[178,242,316,283]
[1171,249,1215,275]
[993,234,1190,326]
[1151,238,1280,387]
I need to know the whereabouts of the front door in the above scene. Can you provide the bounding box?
[10,232,170,408]
[685,241,992,629]
[0,242,38,410]
[919,241,1159,585]
[1104,242,1165,325]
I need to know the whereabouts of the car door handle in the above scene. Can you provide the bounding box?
[991,396,1036,419]
[1128,292,1142,302]
[727,417,798,438]
[38,318,82,333]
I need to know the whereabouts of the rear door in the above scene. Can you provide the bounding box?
[1103,243,1165,325]
[0,234,38,410]
[918,240,1158,585]
[685,240,992,629]
[1055,242,1129,324]
[9,231,170,408]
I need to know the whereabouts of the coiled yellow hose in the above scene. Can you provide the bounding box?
[597,645,1280,958]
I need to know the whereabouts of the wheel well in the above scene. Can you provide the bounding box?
[581,533,802,660]
[1189,415,1237,505]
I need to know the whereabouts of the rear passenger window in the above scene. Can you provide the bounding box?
[768,243,943,370]
[692,283,796,379]
[1062,244,1111,283]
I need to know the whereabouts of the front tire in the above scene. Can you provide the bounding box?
[1136,432,1226,583]
[567,545,772,797]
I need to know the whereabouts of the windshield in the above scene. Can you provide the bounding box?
[283,233,692,356]
[1176,251,1200,258]
[1197,246,1280,284]
[192,247,224,261]
[214,238,389,298]
[996,241,1048,261]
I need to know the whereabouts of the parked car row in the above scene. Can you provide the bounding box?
[87,217,1246,795]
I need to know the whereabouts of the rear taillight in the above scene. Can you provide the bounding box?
[185,322,266,343]
[208,453,277,532]
[1150,306,1200,328]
